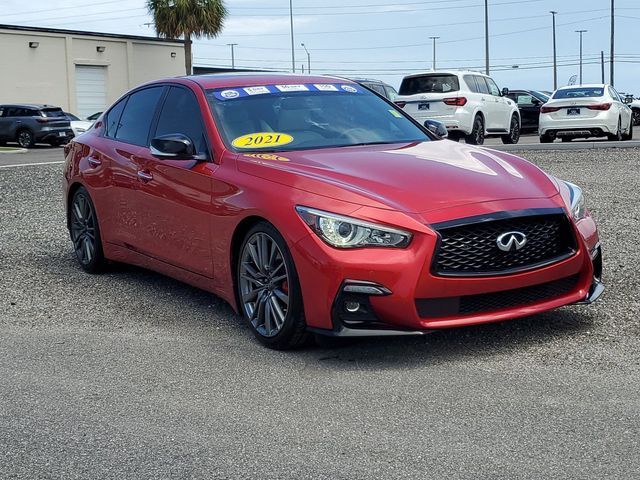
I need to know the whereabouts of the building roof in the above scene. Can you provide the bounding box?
[0,24,183,44]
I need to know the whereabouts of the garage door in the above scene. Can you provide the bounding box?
[75,65,107,120]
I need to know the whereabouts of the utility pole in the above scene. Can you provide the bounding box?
[576,30,587,85]
[601,51,605,83]
[610,0,615,86]
[289,0,295,73]
[301,43,310,74]
[429,36,439,70]
[226,43,237,70]
[550,11,558,90]
[484,0,489,74]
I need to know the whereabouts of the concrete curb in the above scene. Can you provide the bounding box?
[487,140,640,152]
[0,148,28,154]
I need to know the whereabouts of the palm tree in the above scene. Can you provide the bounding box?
[147,0,227,75]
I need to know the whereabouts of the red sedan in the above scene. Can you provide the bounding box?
[63,74,603,349]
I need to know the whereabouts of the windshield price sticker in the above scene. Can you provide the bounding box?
[232,132,294,149]
[212,84,363,101]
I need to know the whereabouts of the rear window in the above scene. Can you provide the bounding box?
[553,88,604,99]
[399,75,460,95]
[41,108,66,118]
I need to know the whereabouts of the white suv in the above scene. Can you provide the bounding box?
[395,70,521,145]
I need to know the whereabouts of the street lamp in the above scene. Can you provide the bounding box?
[226,43,238,70]
[429,36,439,70]
[301,43,310,74]
[484,0,489,74]
[550,11,558,90]
[289,0,295,73]
[575,30,587,85]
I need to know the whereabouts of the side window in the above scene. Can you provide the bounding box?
[104,97,128,138]
[464,75,479,93]
[610,87,622,103]
[485,77,501,96]
[153,86,208,155]
[474,76,490,94]
[0,108,4,117]
[368,84,386,97]
[516,94,534,105]
[115,86,165,146]
[385,86,398,101]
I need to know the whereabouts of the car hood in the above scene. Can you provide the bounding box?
[236,140,560,214]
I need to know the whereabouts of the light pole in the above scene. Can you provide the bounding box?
[429,36,439,70]
[484,0,489,74]
[610,0,615,85]
[576,30,587,84]
[301,43,310,74]
[289,0,295,73]
[226,43,237,70]
[550,11,558,90]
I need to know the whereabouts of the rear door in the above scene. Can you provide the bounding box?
[398,74,461,120]
[133,85,215,278]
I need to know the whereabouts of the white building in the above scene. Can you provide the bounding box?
[0,24,185,118]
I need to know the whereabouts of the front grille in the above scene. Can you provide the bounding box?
[415,275,579,318]
[433,212,576,276]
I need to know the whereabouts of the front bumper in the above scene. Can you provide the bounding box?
[292,206,602,336]
[37,129,74,143]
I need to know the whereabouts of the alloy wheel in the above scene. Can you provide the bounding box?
[70,192,97,266]
[239,232,290,337]
[17,131,33,148]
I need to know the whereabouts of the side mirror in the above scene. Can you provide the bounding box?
[424,119,448,139]
[150,133,200,160]
[501,87,510,96]
[624,97,633,105]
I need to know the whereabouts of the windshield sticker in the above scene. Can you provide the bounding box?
[211,83,364,101]
[232,132,294,149]
[243,86,271,95]
[389,109,403,118]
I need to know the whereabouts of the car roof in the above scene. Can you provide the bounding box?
[179,72,357,90]
[402,70,488,79]
[0,103,59,109]
[556,84,607,90]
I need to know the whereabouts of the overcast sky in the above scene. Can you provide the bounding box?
[3,0,640,93]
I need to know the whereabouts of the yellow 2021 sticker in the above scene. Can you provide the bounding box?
[232,132,293,149]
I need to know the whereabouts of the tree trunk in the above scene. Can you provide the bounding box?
[184,32,192,75]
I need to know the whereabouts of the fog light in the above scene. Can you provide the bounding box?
[344,301,361,313]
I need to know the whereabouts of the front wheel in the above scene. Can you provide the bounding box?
[465,115,485,145]
[501,115,521,144]
[632,108,640,126]
[237,222,309,349]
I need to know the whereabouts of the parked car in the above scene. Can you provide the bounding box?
[86,111,103,121]
[0,104,74,148]
[352,78,398,101]
[506,90,550,132]
[539,84,633,142]
[64,112,94,136]
[394,70,521,145]
[621,94,640,126]
[63,74,603,349]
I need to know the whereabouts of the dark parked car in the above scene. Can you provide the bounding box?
[0,104,74,148]
[506,90,550,132]
[352,78,398,101]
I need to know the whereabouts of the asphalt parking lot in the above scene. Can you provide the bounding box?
[1,147,639,479]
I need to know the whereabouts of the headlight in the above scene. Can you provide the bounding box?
[563,181,587,220]
[296,206,412,248]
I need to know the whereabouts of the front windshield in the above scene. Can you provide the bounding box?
[553,87,604,99]
[207,83,430,152]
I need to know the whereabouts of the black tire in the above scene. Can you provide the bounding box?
[607,118,622,141]
[540,133,553,143]
[465,115,485,145]
[16,129,34,148]
[501,114,521,144]
[69,187,106,273]
[622,118,633,141]
[236,222,309,350]
[632,108,640,126]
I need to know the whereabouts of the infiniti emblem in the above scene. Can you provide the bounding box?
[496,231,527,252]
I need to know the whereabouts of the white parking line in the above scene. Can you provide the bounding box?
[0,161,65,169]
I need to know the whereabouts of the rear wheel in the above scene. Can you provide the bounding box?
[237,222,309,350]
[16,129,34,148]
[501,114,520,144]
[69,187,106,273]
[607,118,622,141]
[622,118,633,141]
[465,115,485,145]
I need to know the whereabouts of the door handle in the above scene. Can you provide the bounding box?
[87,156,101,167]
[137,170,153,182]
